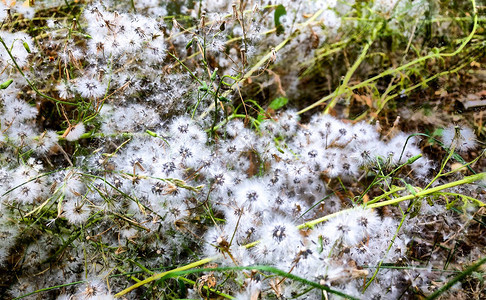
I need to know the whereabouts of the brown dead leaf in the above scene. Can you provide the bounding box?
[434,89,448,97]
[450,162,467,173]
[362,194,369,204]
[196,273,217,297]
[115,247,126,255]
[353,94,373,108]
[470,61,480,68]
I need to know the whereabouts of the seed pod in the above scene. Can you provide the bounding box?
[0,79,13,89]
[23,41,31,53]
[210,68,218,81]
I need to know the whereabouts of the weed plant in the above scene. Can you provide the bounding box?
[0,0,485,299]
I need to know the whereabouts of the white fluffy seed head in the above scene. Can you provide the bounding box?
[442,125,477,152]
[65,122,86,142]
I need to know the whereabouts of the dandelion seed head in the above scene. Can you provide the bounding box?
[442,125,477,152]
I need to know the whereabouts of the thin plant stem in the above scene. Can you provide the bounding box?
[12,281,87,300]
[300,172,485,229]
[113,256,218,297]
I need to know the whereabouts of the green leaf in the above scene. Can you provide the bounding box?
[177,279,187,298]
[23,41,31,53]
[433,128,443,136]
[405,183,417,196]
[198,82,208,92]
[274,4,287,35]
[210,68,218,81]
[146,130,157,137]
[185,38,193,49]
[268,96,288,110]
[0,79,13,89]
[428,128,443,144]
[219,96,231,103]
[406,154,422,165]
